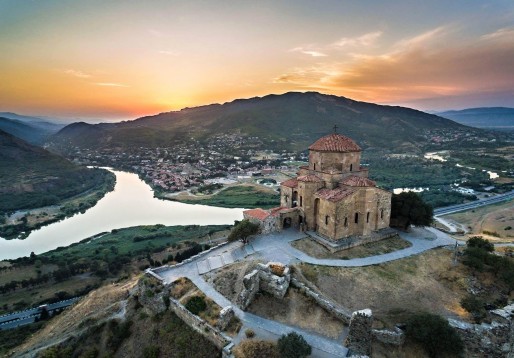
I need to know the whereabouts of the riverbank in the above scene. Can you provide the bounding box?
[159,184,280,209]
[0,169,116,240]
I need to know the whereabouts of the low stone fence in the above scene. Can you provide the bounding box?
[308,228,397,252]
[290,277,351,324]
[372,328,405,346]
[168,296,232,350]
[147,240,232,280]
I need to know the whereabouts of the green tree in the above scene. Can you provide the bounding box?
[228,219,260,244]
[467,236,494,252]
[406,313,463,358]
[184,296,207,315]
[277,332,312,358]
[390,192,433,229]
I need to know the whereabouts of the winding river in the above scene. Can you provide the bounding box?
[0,170,244,260]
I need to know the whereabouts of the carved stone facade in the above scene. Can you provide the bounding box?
[244,133,392,245]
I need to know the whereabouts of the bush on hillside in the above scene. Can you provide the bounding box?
[277,332,312,358]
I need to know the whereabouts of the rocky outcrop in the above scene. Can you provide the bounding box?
[449,304,514,358]
[136,277,167,314]
[236,262,291,310]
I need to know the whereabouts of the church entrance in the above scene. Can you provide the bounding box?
[283,217,292,229]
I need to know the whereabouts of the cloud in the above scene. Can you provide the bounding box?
[93,82,129,87]
[290,47,328,57]
[332,31,382,48]
[274,27,514,108]
[159,50,180,56]
[62,69,91,78]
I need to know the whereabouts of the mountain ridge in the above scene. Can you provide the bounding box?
[49,91,474,151]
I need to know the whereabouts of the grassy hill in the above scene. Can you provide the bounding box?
[49,92,475,151]
[0,130,112,214]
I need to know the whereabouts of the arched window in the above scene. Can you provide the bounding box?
[350,164,353,172]
[325,216,329,225]
[380,209,384,219]
[366,212,370,223]
[300,196,303,207]
[344,217,348,227]
[354,212,359,224]
[314,163,316,170]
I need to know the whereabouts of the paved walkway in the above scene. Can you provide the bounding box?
[154,226,457,357]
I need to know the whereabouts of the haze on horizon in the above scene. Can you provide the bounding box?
[1,0,513,122]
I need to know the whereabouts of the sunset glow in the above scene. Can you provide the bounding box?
[1,0,513,121]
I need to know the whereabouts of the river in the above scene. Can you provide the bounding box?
[0,170,244,260]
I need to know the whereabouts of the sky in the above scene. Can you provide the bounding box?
[0,0,513,121]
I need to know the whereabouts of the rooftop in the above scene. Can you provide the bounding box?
[297,174,323,182]
[340,175,376,187]
[243,208,270,221]
[315,187,356,202]
[281,178,298,188]
[308,133,361,153]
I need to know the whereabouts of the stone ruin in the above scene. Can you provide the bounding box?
[345,309,374,357]
[236,262,291,310]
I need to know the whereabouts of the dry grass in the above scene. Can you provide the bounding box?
[0,263,57,285]
[291,235,412,260]
[247,288,345,339]
[445,200,514,241]
[295,248,470,327]
[169,277,195,299]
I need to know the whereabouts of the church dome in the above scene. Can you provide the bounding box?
[308,133,361,152]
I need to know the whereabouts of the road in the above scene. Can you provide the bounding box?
[0,297,80,330]
[434,190,514,216]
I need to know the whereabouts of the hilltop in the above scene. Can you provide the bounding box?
[49,92,474,152]
[0,113,64,145]
[0,130,112,216]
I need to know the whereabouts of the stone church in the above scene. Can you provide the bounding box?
[244,132,393,250]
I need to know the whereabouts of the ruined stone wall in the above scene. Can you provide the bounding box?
[372,328,405,346]
[236,262,291,310]
[168,296,232,350]
[345,309,374,356]
[290,278,351,324]
[449,313,514,358]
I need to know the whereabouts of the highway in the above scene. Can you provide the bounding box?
[435,190,514,216]
[0,297,80,330]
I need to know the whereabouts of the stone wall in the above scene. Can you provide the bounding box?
[168,296,232,350]
[449,304,514,358]
[372,328,405,346]
[290,277,351,324]
[345,309,373,357]
[236,262,291,310]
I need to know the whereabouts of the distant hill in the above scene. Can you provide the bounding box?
[49,92,473,152]
[0,130,110,214]
[0,113,64,144]
[437,107,514,130]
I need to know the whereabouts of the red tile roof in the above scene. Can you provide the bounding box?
[297,174,322,182]
[309,133,361,152]
[340,175,376,187]
[315,187,356,202]
[243,208,270,221]
[281,178,298,188]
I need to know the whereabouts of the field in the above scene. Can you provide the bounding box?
[444,199,514,241]
[291,235,411,260]
[247,288,345,339]
[294,249,470,327]
[167,184,280,209]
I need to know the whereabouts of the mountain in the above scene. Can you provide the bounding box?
[0,129,110,214]
[0,113,64,144]
[50,92,474,151]
[437,107,514,130]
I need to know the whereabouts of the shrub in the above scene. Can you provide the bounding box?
[245,328,255,338]
[184,296,206,315]
[234,339,278,358]
[467,236,494,252]
[143,345,160,358]
[406,313,463,358]
[461,295,485,322]
[277,332,312,358]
